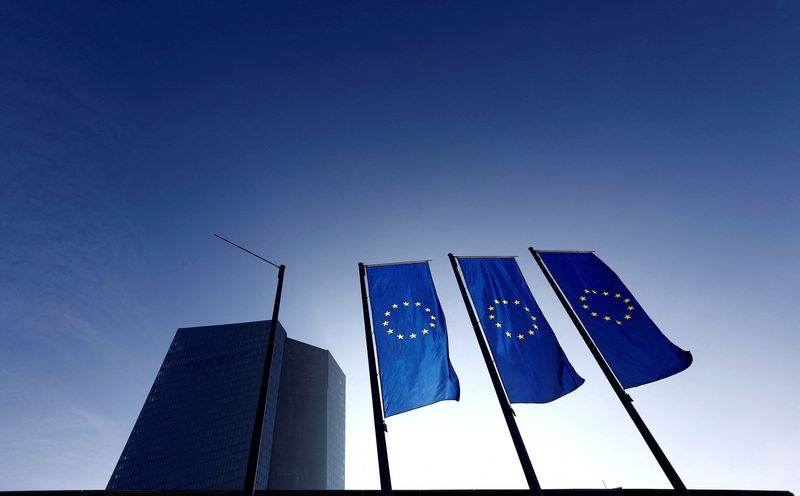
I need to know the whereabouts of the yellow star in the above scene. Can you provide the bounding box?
[429,323,436,328]
[591,312,598,317]
[392,304,398,308]
[533,324,538,329]
[624,314,631,320]
[397,334,404,339]
[513,300,520,305]
[624,298,630,303]
[488,315,495,319]
[496,322,502,328]
[430,316,436,320]
[502,299,508,304]
[582,304,589,309]
[592,290,597,294]
[614,293,621,298]
[584,289,590,293]
[531,316,537,321]
[579,296,586,301]
[517,334,524,340]
[384,311,391,316]
[387,329,394,334]
[422,329,429,334]
[425,307,431,312]
[415,302,421,306]
[604,316,611,321]
[505,331,512,337]
[524,307,530,312]
[616,320,622,325]
[410,333,417,339]
[494,299,500,304]
[488,306,495,311]
[528,330,535,335]
[382,321,389,326]
[602,291,609,296]
[627,306,635,311]
[403,301,409,306]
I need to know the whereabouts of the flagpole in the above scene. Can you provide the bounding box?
[213,234,284,496]
[529,247,690,496]
[358,262,393,495]
[448,254,543,496]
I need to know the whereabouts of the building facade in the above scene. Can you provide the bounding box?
[107,321,344,490]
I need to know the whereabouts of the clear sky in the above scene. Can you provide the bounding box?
[1,0,798,493]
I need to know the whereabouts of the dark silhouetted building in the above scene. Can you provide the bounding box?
[106,321,345,490]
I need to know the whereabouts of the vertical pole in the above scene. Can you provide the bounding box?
[448,254,543,496]
[243,264,286,496]
[358,263,393,495]
[529,247,690,496]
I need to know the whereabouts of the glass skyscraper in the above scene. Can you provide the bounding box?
[106,321,345,490]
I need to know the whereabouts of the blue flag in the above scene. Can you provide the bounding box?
[366,262,460,417]
[538,252,692,388]
[457,257,584,403]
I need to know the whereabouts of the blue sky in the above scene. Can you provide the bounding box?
[1,0,798,492]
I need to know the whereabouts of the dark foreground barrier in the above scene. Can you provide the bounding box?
[0,489,793,496]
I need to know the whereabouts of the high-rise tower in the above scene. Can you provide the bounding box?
[106,321,345,490]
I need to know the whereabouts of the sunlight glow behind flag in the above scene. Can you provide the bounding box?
[539,252,692,388]
[457,257,584,403]
[366,262,460,416]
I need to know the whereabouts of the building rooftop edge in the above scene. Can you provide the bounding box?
[173,321,340,370]
[176,320,277,331]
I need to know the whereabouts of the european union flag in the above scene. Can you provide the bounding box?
[457,257,584,403]
[366,262,460,417]
[539,252,692,388]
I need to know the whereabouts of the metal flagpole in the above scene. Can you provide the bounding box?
[358,262,393,495]
[529,247,690,496]
[448,254,543,496]
[213,234,285,496]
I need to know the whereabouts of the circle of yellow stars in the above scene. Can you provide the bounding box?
[381,300,437,342]
[577,289,636,327]
[485,298,539,340]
